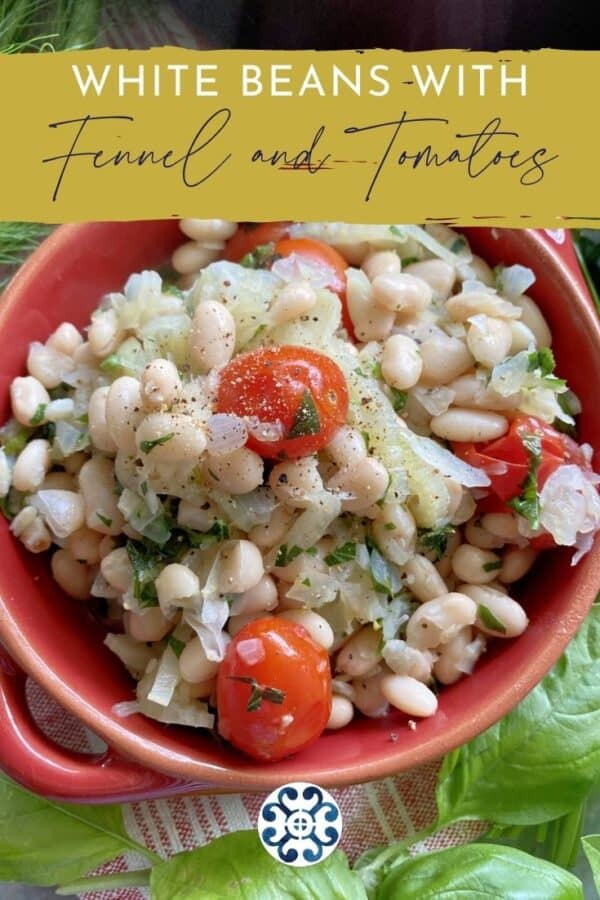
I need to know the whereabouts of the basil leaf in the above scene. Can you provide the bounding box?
[582,835,600,896]
[436,603,600,828]
[0,774,156,886]
[287,389,321,439]
[325,541,357,566]
[376,843,583,900]
[150,831,366,899]
[507,432,542,529]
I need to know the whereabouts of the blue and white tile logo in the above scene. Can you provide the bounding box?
[258,781,342,867]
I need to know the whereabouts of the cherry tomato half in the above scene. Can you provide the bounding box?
[216,617,332,762]
[274,237,355,338]
[216,346,349,459]
[452,415,584,502]
[223,221,292,261]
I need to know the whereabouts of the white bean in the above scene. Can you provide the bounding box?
[105,377,143,455]
[480,513,521,543]
[51,549,91,600]
[419,336,474,386]
[10,506,37,537]
[218,540,264,594]
[181,677,217,700]
[509,320,537,354]
[88,309,122,358]
[431,409,508,442]
[270,457,323,508]
[205,447,264,495]
[137,412,207,464]
[98,535,117,560]
[326,695,354,730]
[177,499,219,532]
[446,291,521,322]
[403,554,447,603]
[328,457,389,514]
[140,359,182,410]
[10,376,50,426]
[512,295,552,347]
[405,592,477,650]
[380,674,438,717]
[372,503,416,565]
[404,259,455,300]
[469,254,495,286]
[460,584,528,638]
[448,374,521,412]
[446,480,475,526]
[27,342,74,388]
[20,517,52,553]
[156,563,200,609]
[179,219,237,242]
[88,386,117,454]
[189,301,235,372]
[40,472,77,491]
[279,609,334,650]
[325,427,367,468]
[270,281,316,323]
[464,519,505,550]
[230,575,278,616]
[179,637,220,682]
[435,529,462,578]
[372,272,432,317]
[171,241,220,275]
[347,270,395,341]
[382,639,434,682]
[72,341,98,368]
[78,455,124,535]
[499,547,537,584]
[352,670,389,718]
[124,608,172,643]
[46,322,83,357]
[381,334,423,390]
[466,316,513,368]
[451,544,501,584]
[336,626,381,677]
[248,506,292,549]
[100,547,133,592]
[67,526,103,565]
[227,612,263,637]
[434,627,474,685]
[12,439,51,493]
[362,250,401,281]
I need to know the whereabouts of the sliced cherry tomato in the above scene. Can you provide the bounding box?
[223,221,292,261]
[216,346,349,459]
[216,617,332,762]
[274,237,355,338]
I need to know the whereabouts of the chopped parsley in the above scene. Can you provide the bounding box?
[168,635,186,658]
[239,242,277,269]
[185,519,230,547]
[162,282,184,298]
[483,560,502,572]
[96,512,113,528]
[478,603,507,634]
[227,675,285,712]
[384,522,397,531]
[99,354,122,374]
[324,541,357,566]
[507,432,542,529]
[400,256,419,267]
[1,426,29,456]
[390,388,408,412]
[527,347,566,390]
[301,577,311,587]
[450,236,468,254]
[275,544,304,567]
[389,225,404,237]
[140,433,175,454]
[369,546,397,595]
[29,404,46,426]
[371,361,383,379]
[418,524,456,560]
[287,390,320,439]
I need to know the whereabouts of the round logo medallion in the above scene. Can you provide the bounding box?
[258,781,342,867]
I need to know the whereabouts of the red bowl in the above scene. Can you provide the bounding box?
[0,223,599,803]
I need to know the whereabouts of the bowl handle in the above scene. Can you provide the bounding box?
[0,647,191,803]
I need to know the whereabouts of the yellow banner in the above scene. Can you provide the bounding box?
[1,48,598,225]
